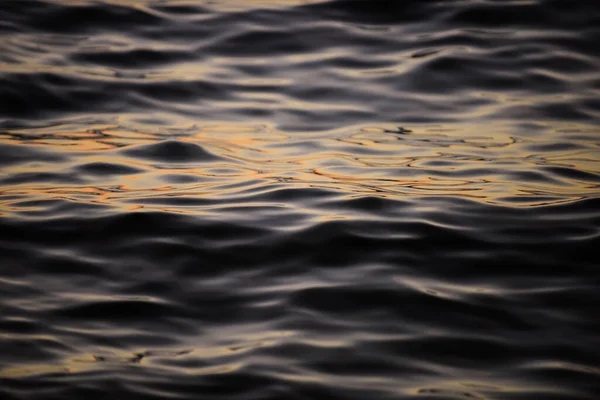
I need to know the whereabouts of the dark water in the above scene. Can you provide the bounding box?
[1,0,599,399]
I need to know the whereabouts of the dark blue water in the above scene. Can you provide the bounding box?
[1,1,599,399]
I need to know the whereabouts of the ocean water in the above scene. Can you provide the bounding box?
[1,0,599,399]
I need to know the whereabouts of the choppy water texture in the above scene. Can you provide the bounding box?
[1,0,600,399]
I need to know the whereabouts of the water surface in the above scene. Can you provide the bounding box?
[1,0,599,399]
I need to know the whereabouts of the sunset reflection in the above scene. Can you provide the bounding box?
[1,122,598,220]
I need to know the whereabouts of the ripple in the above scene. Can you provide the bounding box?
[0,143,67,167]
[1,0,598,130]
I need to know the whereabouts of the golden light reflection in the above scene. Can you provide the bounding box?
[1,122,599,219]
[405,379,576,399]
[0,357,244,378]
[0,328,294,378]
[0,364,74,378]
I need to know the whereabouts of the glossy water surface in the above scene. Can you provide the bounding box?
[1,1,599,399]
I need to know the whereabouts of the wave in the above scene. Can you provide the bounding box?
[1,0,598,130]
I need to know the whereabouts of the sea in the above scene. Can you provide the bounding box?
[0,1,599,399]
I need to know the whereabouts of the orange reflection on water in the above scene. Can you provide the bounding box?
[1,122,599,218]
